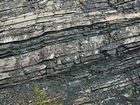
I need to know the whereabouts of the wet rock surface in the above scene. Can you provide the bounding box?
[0,0,140,105]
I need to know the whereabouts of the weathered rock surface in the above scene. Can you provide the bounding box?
[0,0,140,105]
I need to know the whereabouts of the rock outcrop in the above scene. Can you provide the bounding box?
[0,0,140,104]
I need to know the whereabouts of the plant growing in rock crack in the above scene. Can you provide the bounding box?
[34,87,46,105]
[34,87,62,105]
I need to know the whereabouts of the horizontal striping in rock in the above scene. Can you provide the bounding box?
[0,0,140,105]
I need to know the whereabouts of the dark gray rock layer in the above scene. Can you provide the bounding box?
[0,0,140,105]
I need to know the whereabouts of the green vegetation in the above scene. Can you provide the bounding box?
[127,96,133,102]
[34,87,62,105]
[34,87,46,105]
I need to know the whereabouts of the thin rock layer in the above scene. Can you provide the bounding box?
[0,0,140,104]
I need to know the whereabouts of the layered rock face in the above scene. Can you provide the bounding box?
[0,0,140,104]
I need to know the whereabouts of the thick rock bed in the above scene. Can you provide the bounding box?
[0,0,140,104]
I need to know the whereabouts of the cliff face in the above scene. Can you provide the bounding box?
[0,0,140,104]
